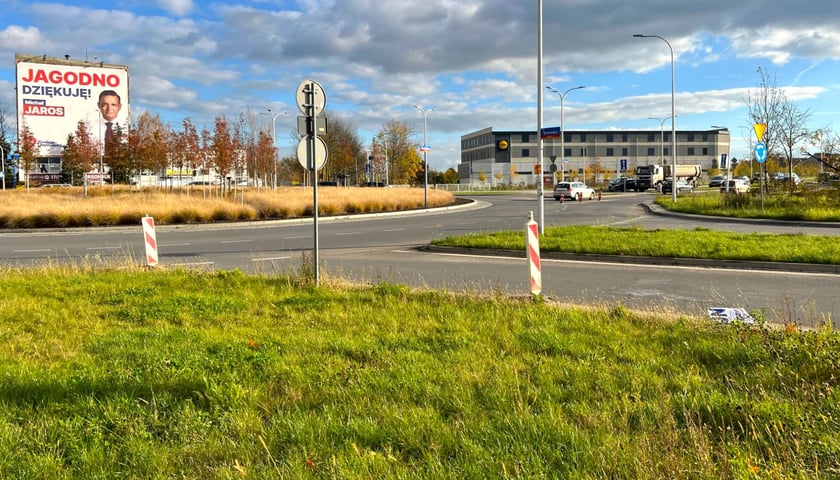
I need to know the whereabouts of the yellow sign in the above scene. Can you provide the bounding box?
[754,123,767,142]
[533,163,542,175]
[497,139,509,151]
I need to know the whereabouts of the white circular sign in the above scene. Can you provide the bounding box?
[295,80,326,116]
[297,136,328,171]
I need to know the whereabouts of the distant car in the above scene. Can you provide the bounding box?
[361,181,386,187]
[607,177,636,192]
[553,181,595,201]
[772,172,801,185]
[708,175,727,188]
[721,179,750,194]
[661,179,694,194]
[39,183,72,188]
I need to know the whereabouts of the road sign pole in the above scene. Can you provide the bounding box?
[296,79,328,286]
[308,81,320,285]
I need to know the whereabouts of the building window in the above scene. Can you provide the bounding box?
[606,134,614,142]
[622,133,628,142]
[647,147,655,156]
[664,147,669,156]
[622,147,629,156]
[522,134,530,142]
[702,147,709,155]
[647,133,655,142]
[564,133,572,142]
[564,147,572,158]
[580,134,586,142]
[522,148,530,157]
[687,147,695,155]
[606,148,615,157]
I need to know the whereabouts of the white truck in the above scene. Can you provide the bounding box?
[634,164,702,191]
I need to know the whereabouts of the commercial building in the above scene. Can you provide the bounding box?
[459,126,730,187]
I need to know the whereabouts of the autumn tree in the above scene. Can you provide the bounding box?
[62,120,100,183]
[17,121,37,189]
[373,119,423,185]
[253,130,276,187]
[211,116,236,192]
[319,113,364,184]
[132,111,171,178]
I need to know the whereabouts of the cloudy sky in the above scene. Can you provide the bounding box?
[2,0,840,169]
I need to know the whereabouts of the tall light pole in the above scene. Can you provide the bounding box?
[634,34,677,203]
[260,108,288,190]
[97,109,104,174]
[648,115,675,165]
[546,85,585,182]
[711,125,729,191]
[0,144,5,191]
[413,105,432,209]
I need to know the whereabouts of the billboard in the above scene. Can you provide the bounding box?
[15,53,130,163]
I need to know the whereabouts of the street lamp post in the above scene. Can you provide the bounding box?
[413,105,433,209]
[260,108,288,190]
[546,85,585,183]
[648,115,675,166]
[710,125,729,192]
[1,144,5,191]
[97,109,104,174]
[634,34,677,203]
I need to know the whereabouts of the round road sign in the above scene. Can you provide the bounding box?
[754,141,767,164]
[295,79,326,116]
[297,136,328,171]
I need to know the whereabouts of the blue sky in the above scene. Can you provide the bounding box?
[2,0,840,170]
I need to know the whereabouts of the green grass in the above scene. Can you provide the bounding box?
[655,190,840,222]
[432,225,840,264]
[0,267,838,478]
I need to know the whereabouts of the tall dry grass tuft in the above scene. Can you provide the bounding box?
[0,187,454,228]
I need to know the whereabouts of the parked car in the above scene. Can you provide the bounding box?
[721,179,750,194]
[553,181,595,201]
[607,177,636,192]
[708,175,727,188]
[661,179,694,194]
[771,172,801,185]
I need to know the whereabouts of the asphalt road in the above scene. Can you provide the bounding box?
[1,190,838,326]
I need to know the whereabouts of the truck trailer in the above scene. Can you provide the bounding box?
[634,164,702,191]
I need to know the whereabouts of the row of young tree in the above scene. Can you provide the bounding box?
[2,104,453,189]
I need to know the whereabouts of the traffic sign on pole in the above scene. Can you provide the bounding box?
[753,123,767,142]
[754,141,768,163]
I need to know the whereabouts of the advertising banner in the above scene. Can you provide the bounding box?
[15,54,130,160]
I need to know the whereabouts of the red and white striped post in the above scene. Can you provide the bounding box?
[526,211,542,295]
[141,216,159,267]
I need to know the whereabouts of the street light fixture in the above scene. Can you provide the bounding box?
[260,108,288,190]
[648,115,675,166]
[711,125,730,191]
[634,33,677,203]
[0,144,5,191]
[413,105,433,209]
[546,85,585,183]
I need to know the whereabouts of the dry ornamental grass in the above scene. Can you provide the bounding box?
[0,186,455,228]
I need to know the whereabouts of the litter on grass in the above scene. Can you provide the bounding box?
[708,307,756,324]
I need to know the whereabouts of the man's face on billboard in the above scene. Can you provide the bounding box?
[99,95,121,122]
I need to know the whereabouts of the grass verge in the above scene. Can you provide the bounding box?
[432,225,840,265]
[654,191,840,222]
[0,266,838,478]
